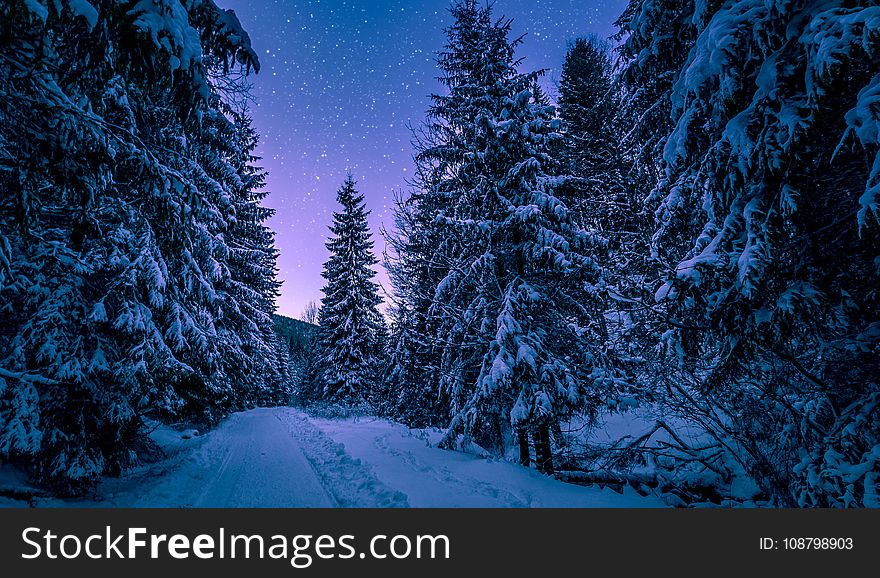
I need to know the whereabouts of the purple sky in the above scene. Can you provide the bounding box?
[218,0,627,318]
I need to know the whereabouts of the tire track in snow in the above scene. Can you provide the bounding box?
[191,409,335,507]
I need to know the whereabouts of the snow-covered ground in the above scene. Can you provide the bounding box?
[311,414,663,507]
[0,407,664,508]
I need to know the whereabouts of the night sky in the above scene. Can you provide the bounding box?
[218,0,627,318]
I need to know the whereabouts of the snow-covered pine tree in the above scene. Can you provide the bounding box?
[614,0,695,190]
[611,0,709,382]
[556,37,656,391]
[380,303,435,426]
[620,0,880,506]
[92,2,271,425]
[211,102,286,408]
[383,193,448,426]
[397,0,622,471]
[558,37,637,235]
[317,175,384,403]
[558,37,619,197]
[0,0,277,493]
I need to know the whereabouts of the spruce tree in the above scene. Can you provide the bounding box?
[384,193,448,426]
[317,176,384,402]
[382,303,438,426]
[618,0,880,506]
[0,0,278,493]
[558,37,654,406]
[394,0,623,471]
[558,38,617,188]
[216,104,286,408]
[558,37,635,233]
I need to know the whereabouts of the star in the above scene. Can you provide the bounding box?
[219,0,627,317]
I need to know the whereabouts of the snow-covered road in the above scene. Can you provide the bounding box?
[188,409,335,507]
[2,407,663,507]
[115,407,408,508]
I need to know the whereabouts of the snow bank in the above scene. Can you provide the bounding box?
[275,411,409,508]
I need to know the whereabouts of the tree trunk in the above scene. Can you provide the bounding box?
[535,424,553,474]
[518,427,530,467]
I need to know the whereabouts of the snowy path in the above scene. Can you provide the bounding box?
[188,409,335,507]
[2,407,663,508]
[117,407,406,508]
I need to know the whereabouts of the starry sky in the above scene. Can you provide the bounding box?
[218,0,627,318]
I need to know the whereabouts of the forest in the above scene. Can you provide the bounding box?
[1,0,878,508]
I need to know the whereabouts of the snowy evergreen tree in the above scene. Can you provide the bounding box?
[618,0,880,506]
[558,37,639,238]
[380,303,437,426]
[0,0,280,493]
[615,0,695,189]
[317,176,384,402]
[392,0,623,471]
[558,37,618,193]
[557,37,655,391]
[213,103,286,408]
[383,193,448,426]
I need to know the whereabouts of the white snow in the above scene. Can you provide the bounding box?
[23,0,48,21]
[66,0,99,29]
[310,415,664,507]
[0,407,664,508]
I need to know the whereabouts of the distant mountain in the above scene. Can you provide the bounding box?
[273,314,318,354]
